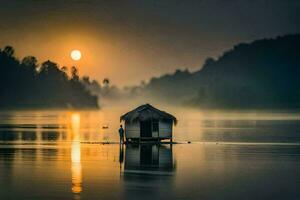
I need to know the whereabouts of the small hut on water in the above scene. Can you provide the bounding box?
[120,104,177,142]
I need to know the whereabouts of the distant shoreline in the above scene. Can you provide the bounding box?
[1,141,300,146]
[0,106,100,111]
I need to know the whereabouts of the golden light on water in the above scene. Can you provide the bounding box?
[71,113,81,142]
[71,161,82,194]
[71,50,82,61]
[70,113,82,194]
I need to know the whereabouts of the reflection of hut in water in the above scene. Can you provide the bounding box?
[121,144,175,199]
[120,104,177,142]
[124,144,175,175]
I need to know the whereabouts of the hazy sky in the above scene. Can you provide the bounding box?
[0,0,299,86]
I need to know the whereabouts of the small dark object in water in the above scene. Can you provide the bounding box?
[188,141,191,144]
[102,126,109,129]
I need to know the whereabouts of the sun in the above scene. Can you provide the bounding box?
[71,50,82,61]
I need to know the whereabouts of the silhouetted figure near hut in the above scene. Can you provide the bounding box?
[119,125,125,144]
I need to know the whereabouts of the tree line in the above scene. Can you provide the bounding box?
[134,34,300,109]
[0,46,99,109]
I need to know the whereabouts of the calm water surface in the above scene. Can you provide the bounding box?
[0,108,300,200]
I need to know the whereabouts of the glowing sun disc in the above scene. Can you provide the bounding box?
[71,50,82,61]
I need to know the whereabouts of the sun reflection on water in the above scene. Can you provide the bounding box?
[70,113,82,195]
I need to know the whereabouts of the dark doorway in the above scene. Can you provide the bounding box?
[140,120,152,138]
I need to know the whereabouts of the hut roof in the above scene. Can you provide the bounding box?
[120,104,177,125]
